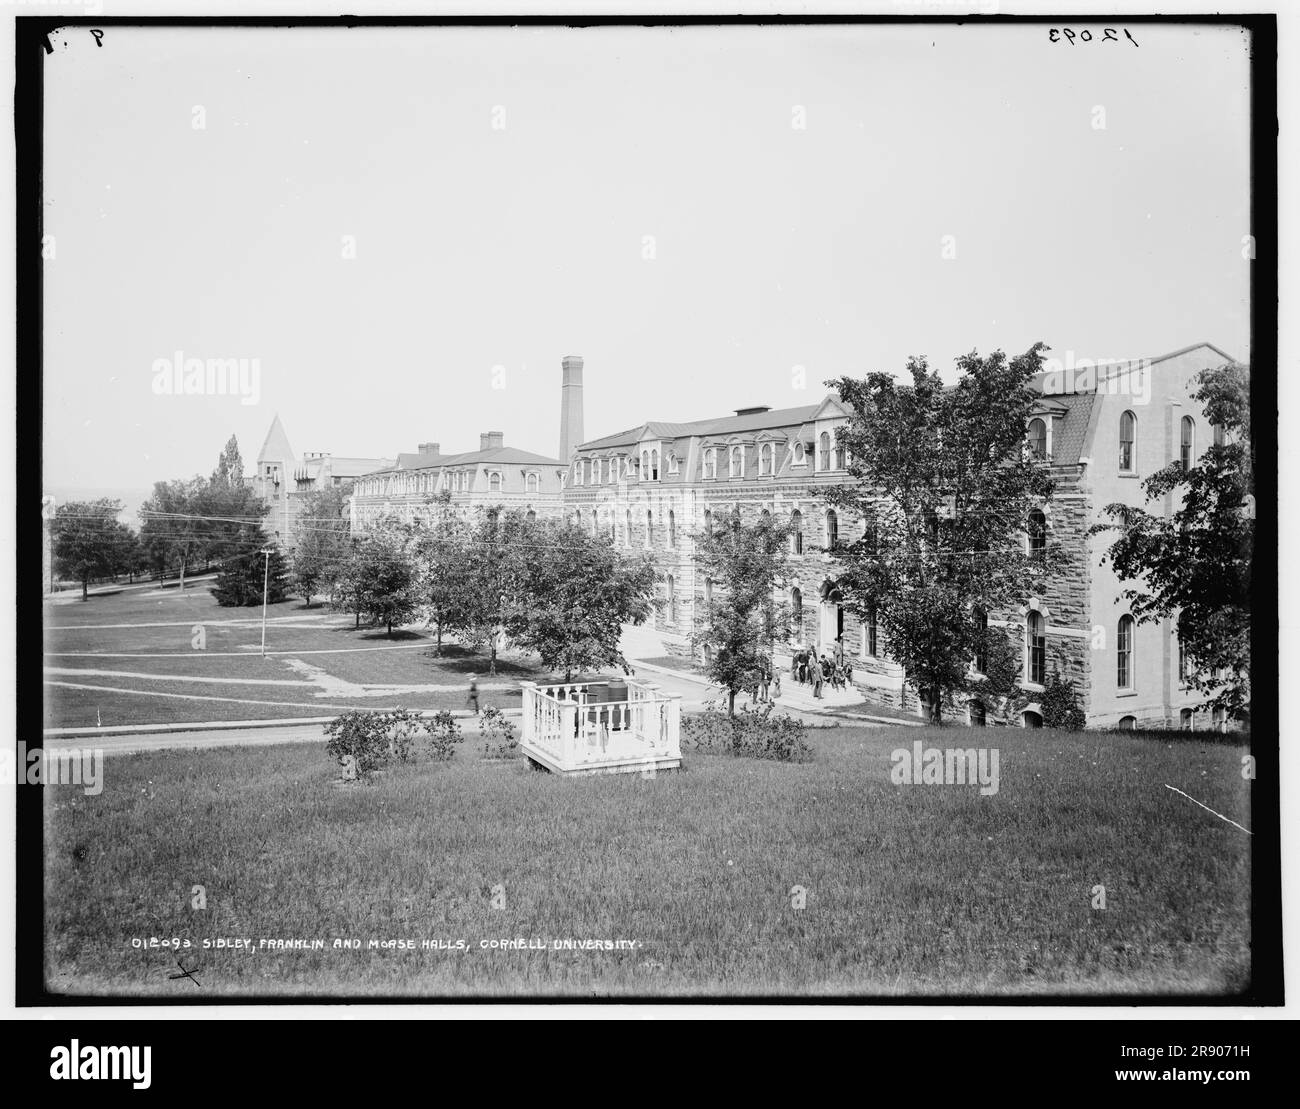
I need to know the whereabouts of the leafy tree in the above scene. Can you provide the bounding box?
[1092,363,1252,722]
[52,499,130,600]
[823,345,1057,724]
[211,434,246,489]
[210,528,289,607]
[293,483,352,606]
[139,477,210,590]
[453,508,524,674]
[692,510,793,715]
[506,515,657,680]
[331,525,417,635]
[410,496,473,655]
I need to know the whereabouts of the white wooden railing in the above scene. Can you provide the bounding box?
[519,678,682,774]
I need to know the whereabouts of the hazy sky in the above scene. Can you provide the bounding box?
[42,21,1252,494]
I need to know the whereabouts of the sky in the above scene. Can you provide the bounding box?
[41,21,1252,503]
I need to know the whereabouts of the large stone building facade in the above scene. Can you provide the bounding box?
[561,341,1242,730]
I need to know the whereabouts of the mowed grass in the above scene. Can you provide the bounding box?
[44,587,544,728]
[43,725,1252,998]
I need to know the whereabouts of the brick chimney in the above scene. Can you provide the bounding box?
[479,431,504,452]
[418,442,440,456]
[559,355,584,463]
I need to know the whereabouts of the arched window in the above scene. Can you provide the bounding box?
[1027,417,1047,460]
[1117,614,1134,689]
[646,509,654,547]
[1022,710,1043,729]
[526,472,539,494]
[1119,411,1136,472]
[704,577,713,617]
[1027,509,1047,559]
[791,509,803,554]
[666,575,675,623]
[651,449,659,480]
[1179,708,1194,730]
[759,443,773,475]
[969,700,986,727]
[972,607,987,673]
[1026,610,1045,685]
[1180,416,1194,469]
[818,432,831,470]
[591,510,598,536]
[1212,423,1226,448]
[760,508,772,527]
[704,449,717,479]
[864,606,878,658]
[794,440,806,465]
[625,509,632,546]
[791,587,802,627]
[488,471,502,493]
[834,438,846,470]
[668,509,676,546]
[703,508,713,534]
[728,445,743,478]
[826,509,839,548]
[1118,715,1136,732]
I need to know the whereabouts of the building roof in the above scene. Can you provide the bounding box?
[378,445,562,475]
[578,402,826,452]
[257,414,296,465]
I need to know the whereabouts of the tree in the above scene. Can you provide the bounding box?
[139,477,210,590]
[410,494,473,655]
[453,509,523,674]
[823,344,1057,724]
[1092,363,1251,722]
[507,516,657,680]
[52,499,130,600]
[293,483,352,606]
[211,434,246,489]
[331,525,417,635]
[692,510,793,715]
[210,528,289,607]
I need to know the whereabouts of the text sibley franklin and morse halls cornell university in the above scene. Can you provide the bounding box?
[253,344,1245,732]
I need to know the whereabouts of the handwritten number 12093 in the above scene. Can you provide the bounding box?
[1049,28,1139,47]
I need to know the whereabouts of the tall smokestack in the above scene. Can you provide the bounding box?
[559,355,584,463]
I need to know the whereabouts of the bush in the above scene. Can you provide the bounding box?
[479,705,518,759]
[324,708,423,781]
[425,710,464,761]
[1040,671,1086,731]
[682,701,813,763]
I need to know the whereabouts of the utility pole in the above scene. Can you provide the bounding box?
[259,547,272,657]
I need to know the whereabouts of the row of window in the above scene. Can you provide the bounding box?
[357,470,543,498]
[573,432,851,486]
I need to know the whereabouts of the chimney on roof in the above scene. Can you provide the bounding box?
[735,405,771,416]
[480,431,504,452]
[559,355,585,463]
[418,442,440,456]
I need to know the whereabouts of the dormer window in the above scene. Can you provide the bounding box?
[1027,418,1047,460]
[704,448,718,479]
[818,432,831,471]
[1119,411,1137,473]
[728,444,744,478]
[759,442,774,476]
[792,440,806,467]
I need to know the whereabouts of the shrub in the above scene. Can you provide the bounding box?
[682,701,813,763]
[479,705,518,759]
[424,710,464,761]
[1040,671,1086,731]
[324,708,423,781]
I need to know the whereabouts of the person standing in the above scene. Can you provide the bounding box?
[758,663,770,704]
[466,674,480,715]
[812,659,824,699]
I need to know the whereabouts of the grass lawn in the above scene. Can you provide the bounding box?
[44,587,547,729]
[43,724,1252,998]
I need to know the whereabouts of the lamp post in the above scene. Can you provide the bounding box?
[259,547,272,657]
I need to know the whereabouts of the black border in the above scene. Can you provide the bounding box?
[16,12,1281,1008]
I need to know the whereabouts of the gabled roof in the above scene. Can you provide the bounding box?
[257,414,295,465]
[381,445,562,474]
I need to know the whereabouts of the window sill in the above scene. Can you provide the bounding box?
[1115,689,1137,698]
[1020,682,1045,694]
[1117,472,1140,479]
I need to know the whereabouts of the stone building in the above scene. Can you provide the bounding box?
[252,413,394,547]
[561,341,1243,730]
